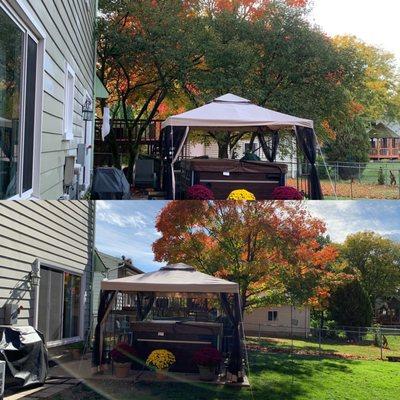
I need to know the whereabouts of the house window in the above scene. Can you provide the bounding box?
[0,6,38,199]
[245,142,257,154]
[267,311,278,322]
[37,266,82,343]
[64,64,75,141]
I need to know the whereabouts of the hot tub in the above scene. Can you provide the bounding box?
[180,159,287,200]
[131,320,223,372]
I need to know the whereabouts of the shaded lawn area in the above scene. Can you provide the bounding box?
[246,336,400,360]
[53,352,399,400]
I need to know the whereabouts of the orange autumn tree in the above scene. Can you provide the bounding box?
[153,201,350,311]
[184,0,308,18]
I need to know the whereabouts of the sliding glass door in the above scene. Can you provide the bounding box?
[38,266,82,343]
[0,6,38,199]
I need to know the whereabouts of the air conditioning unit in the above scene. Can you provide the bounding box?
[0,360,5,399]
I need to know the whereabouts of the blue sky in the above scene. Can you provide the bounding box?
[95,201,400,273]
[310,0,400,63]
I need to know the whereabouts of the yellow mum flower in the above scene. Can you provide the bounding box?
[146,349,176,370]
[227,189,256,201]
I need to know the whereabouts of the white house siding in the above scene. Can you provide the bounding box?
[188,137,298,178]
[0,200,95,346]
[1,0,97,199]
[243,305,310,338]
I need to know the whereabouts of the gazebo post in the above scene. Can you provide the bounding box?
[92,290,118,371]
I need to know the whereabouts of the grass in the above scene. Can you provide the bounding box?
[246,335,400,360]
[53,339,400,400]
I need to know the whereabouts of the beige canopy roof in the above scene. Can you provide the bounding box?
[101,263,239,294]
[161,93,314,131]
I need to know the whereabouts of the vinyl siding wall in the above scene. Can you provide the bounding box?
[243,305,310,338]
[0,201,95,343]
[4,0,97,199]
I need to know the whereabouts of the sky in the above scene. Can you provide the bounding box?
[309,0,400,63]
[95,201,400,273]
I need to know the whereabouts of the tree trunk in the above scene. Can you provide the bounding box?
[217,139,230,159]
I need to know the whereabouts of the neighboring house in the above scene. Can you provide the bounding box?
[93,250,142,316]
[243,305,311,338]
[188,136,298,178]
[375,297,400,326]
[0,201,95,348]
[369,122,400,161]
[0,0,108,201]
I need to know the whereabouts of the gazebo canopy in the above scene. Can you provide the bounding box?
[101,263,239,294]
[161,93,314,131]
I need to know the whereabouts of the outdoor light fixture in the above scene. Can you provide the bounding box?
[29,262,40,287]
[82,98,93,121]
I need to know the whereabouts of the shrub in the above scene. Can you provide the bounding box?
[186,185,215,200]
[377,167,385,185]
[146,349,176,370]
[110,342,137,364]
[272,186,304,200]
[193,347,223,367]
[227,189,256,200]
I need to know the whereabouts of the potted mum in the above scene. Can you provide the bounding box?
[227,189,256,200]
[193,346,222,381]
[272,186,304,200]
[186,184,215,200]
[69,341,84,360]
[146,349,176,380]
[110,342,136,378]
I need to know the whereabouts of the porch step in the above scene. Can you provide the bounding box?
[147,191,166,200]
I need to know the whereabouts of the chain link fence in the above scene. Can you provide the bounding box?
[286,161,400,199]
[244,323,400,361]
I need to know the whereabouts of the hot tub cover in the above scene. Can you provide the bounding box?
[0,326,48,389]
[182,158,288,174]
[101,263,239,294]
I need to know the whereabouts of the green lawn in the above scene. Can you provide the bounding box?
[361,161,400,184]
[54,351,400,400]
[247,335,400,360]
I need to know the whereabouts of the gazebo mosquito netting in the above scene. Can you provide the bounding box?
[160,93,324,200]
[92,263,245,382]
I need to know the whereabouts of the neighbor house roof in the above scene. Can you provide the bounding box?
[94,249,143,274]
[369,122,400,139]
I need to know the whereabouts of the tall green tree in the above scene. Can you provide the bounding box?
[328,280,373,331]
[341,232,400,306]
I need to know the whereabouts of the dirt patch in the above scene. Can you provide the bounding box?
[287,178,399,199]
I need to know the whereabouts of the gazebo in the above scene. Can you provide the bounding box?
[160,94,324,200]
[92,263,245,383]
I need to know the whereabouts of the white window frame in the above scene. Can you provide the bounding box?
[33,259,85,348]
[0,0,46,199]
[267,310,278,322]
[63,63,76,141]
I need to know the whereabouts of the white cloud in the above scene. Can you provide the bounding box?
[309,0,400,63]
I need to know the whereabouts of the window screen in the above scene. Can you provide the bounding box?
[0,8,23,199]
[22,36,37,192]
